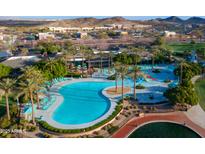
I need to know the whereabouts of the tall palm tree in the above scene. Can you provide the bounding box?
[20,66,45,109]
[78,45,89,74]
[118,64,128,103]
[151,46,161,69]
[107,52,114,74]
[114,62,121,92]
[0,78,16,120]
[99,51,104,73]
[18,79,37,125]
[128,65,142,100]
[84,49,93,75]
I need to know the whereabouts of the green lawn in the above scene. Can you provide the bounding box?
[168,43,205,54]
[128,122,200,138]
[195,79,205,111]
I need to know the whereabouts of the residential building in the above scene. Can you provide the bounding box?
[164,31,177,37]
[38,32,55,40]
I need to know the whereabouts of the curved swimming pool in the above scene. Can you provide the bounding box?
[52,81,115,125]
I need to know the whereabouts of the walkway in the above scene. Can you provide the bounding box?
[186,104,205,129]
[112,112,205,138]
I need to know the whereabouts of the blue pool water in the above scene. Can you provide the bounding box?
[51,64,178,125]
[52,81,115,125]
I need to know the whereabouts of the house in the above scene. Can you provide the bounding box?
[164,31,177,37]
[38,32,55,40]
[76,32,87,38]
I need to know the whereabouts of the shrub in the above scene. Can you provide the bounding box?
[107,75,116,80]
[107,126,119,134]
[0,64,13,78]
[0,117,11,129]
[164,81,198,106]
[66,72,81,78]
[42,132,52,138]
[164,79,171,83]
[152,69,161,73]
[174,62,202,82]
[136,85,145,89]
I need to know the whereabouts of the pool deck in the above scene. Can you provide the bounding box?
[36,78,119,129]
[112,112,205,138]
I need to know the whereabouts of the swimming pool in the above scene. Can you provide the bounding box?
[52,81,116,125]
[46,64,178,126]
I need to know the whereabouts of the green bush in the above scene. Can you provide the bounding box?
[38,103,123,134]
[164,79,171,83]
[152,69,161,73]
[0,64,13,78]
[0,117,11,129]
[35,59,68,80]
[107,75,116,80]
[107,126,119,134]
[66,72,81,78]
[136,85,145,89]
[174,62,202,82]
[164,81,198,106]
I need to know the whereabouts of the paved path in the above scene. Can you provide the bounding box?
[112,112,205,138]
[186,104,205,129]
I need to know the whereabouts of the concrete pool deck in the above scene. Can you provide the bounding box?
[36,78,119,129]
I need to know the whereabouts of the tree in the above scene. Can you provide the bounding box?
[84,48,94,75]
[174,62,202,84]
[151,46,161,69]
[153,36,165,46]
[164,81,198,106]
[194,30,203,43]
[20,48,29,56]
[117,64,128,103]
[0,64,13,79]
[38,42,61,55]
[35,59,68,80]
[0,78,16,120]
[128,65,143,100]
[20,66,45,109]
[114,62,121,92]
[18,79,37,125]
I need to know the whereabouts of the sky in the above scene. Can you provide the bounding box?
[1,16,205,21]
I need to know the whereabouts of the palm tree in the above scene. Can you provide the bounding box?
[0,78,16,120]
[20,66,45,109]
[118,64,128,103]
[128,65,142,100]
[99,51,104,73]
[107,52,114,74]
[114,62,121,92]
[151,46,161,69]
[84,49,93,75]
[18,79,37,125]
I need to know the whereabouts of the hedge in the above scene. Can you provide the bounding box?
[38,103,123,134]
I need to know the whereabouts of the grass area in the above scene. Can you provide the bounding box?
[168,43,205,54]
[128,122,200,138]
[195,78,205,111]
